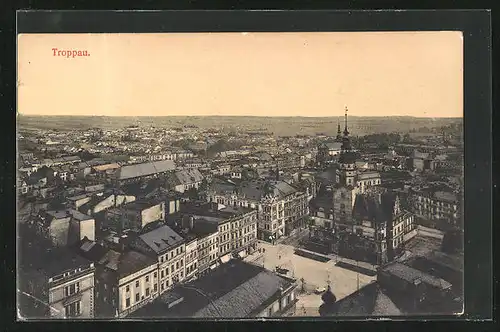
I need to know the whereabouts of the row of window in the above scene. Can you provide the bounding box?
[159,246,185,263]
[65,300,81,317]
[125,288,151,308]
[219,243,231,254]
[186,262,198,274]
[64,282,80,297]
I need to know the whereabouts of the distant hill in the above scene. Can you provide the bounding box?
[17,115,462,137]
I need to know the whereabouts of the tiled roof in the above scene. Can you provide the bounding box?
[118,160,176,180]
[194,268,287,317]
[136,225,185,254]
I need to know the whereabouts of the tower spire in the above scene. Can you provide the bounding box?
[336,117,342,141]
[343,106,349,137]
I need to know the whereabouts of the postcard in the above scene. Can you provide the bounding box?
[17,30,464,320]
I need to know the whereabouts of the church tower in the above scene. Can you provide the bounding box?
[335,118,343,142]
[336,106,357,187]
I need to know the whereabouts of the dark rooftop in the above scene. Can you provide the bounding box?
[130,260,295,318]
[352,191,398,223]
[324,281,402,316]
[19,224,92,277]
[98,249,157,280]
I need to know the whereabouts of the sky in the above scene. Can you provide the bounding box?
[17,32,463,118]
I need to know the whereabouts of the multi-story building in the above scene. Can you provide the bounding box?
[47,258,96,319]
[170,213,220,277]
[94,249,159,318]
[207,180,308,242]
[336,188,417,264]
[104,199,166,232]
[196,230,219,276]
[34,209,96,247]
[18,226,96,319]
[180,202,258,260]
[131,225,186,294]
[128,260,298,319]
[184,236,199,281]
[408,187,461,227]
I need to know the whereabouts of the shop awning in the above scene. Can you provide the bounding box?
[238,251,247,259]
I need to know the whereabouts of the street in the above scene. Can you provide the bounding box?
[245,241,376,316]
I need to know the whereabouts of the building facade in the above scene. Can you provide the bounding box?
[131,225,187,294]
[48,262,95,319]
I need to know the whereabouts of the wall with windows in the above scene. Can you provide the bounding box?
[157,243,186,294]
[256,287,297,317]
[185,239,199,280]
[117,263,158,318]
[49,267,95,318]
[218,221,231,256]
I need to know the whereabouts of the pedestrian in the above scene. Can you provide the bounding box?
[279,255,281,260]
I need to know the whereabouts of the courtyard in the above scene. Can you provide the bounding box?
[244,241,376,317]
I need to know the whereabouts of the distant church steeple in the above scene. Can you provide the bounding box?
[341,106,352,151]
[343,106,349,137]
[335,118,343,142]
[336,106,357,187]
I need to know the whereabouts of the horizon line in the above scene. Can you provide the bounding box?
[18,114,463,119]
